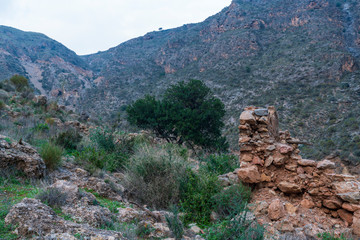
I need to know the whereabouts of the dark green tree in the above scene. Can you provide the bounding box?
[127,80,228,151]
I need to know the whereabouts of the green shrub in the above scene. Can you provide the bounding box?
[212,184,251,218]
[32,123,49,132]
[165,205,184,240]
[0,198,17,240]
[9,75,30,92]
[55,129,82,150]
[0,100,5,110]
[36,188,68,208]
[90,127,115,152]
[201,153,238,175]
[179,170,221,226]
[317,232,349,240]
[123,144,188,209]
[205,211,264,240]
[74,147,128,172]
[40,142,63,170]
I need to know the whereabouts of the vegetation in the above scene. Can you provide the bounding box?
[39,142,63,170]
[127,79,228,151]
[165,205,184,240]
[55,128,82,151]
[200,153,238,175]
[9,75,30,92]
[36,188,68,208]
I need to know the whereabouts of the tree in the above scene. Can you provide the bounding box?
[126,80,228,151]
[10,75,30,92]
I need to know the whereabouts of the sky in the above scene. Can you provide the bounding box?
[0,0,232,55]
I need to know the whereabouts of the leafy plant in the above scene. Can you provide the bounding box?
[201,153,238,175]
[40,142,63,170]
[317,232,349,240]
[9,75,30,92]
[165,205,184,240]
[55,128,82,150]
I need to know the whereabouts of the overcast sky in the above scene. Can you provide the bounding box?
[0,0,232,55]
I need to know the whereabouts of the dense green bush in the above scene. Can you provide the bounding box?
[40,142,63,170]
[90,127,116,152]
[200,153,238,175]
[9,75,30,92]
[123,144,188,209]
[55,128,82,150]
[179,170,221,226]
[127,79,228,151]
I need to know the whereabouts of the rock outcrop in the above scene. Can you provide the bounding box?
[237,106,360,238]
[0,135,46,178]
[5,198,125,239]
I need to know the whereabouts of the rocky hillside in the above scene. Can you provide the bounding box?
[0,25,93,107]
[1,0,360,163]
[80,0,360,164]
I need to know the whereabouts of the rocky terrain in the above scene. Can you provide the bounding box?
[1,0,360,165]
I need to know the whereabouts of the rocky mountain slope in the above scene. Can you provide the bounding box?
[1,0,360,163]
[0,25,93,107]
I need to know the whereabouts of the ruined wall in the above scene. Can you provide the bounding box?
[237,106,360,238]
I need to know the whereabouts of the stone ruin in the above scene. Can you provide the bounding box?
[236,106,360,238]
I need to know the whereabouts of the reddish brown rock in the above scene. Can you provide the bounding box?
[317,160,336,170]
[240,153,253,162]
[353,210,360,236]
[297,159,317,167]
[337,209,353,225]
[342,203,360,212]
[268,199,286,221]
[252,156,264,166]
[323,197,343,210]
[278,181,302,194]
[240,110,256,125]
[276,143,293,154]
[236,166,261,183]
[301,199,315,209]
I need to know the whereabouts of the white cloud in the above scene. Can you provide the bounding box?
[0,0,231,55]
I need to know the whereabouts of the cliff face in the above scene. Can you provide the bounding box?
[1,0,360,163]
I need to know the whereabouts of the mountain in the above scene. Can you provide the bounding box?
[0,25,93,106]
[1,0,360,164]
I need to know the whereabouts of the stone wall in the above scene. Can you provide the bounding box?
[237,106,360,238]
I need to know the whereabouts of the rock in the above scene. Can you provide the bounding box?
[353,211,360,236]
[254,109,268,116]
[342,203,360,212]
[285,203,297,215]
[240,152,253,162]
[250,201,269,216]
[273,154,286,166]
[276,143,293,154]
[300,199,315,209]
[285,163,297,172]
[278,181,302,194]
[274,219,294,232]
[260,173,271,182]
[189,224,202,234]
[317,160,336,170]
[297,159,317,167]
[118,207,145,223]
[322,197,343,210]
[236,166,261,183]
[268,199,285,221]
[266,145,276,151]
[239,110,256,125]
[337,192,360,204]
[333,181,360,194]
[5,198,124,239]
[264,156,274,167]
[239,136,252,143]
[252,156,264,166]
[0,135,46,178]
[337,209,353,225]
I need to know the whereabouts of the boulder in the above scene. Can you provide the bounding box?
[337,192,360,204]
[254,109,269,116]
[342,203,360,212]
[236,166,261,183]
[268,199,286,221]
[278,181,302,194]
[317,160,336,170]
[0,135,46,178]
[337,209,353,225]
[276,143,293,154]
[5,198,124,239]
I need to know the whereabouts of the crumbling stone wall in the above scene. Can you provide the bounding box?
[237,106,360,237]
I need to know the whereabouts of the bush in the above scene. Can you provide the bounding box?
[32,123,49,132]
[179,170,221,226]
[36,188,67,208]
[165,205,184,240]
[40,142,63,170]
[55,129,82,150]
[0,100,5,110]
[205,211,264,240]
[9,75,30,92]
[123,144,188,209]
[90,128,115,152]
[201,153,238,175]
[212,184,251,218]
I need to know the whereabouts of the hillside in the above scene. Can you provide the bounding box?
[0,0,359,164]
[0,25,93,107]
